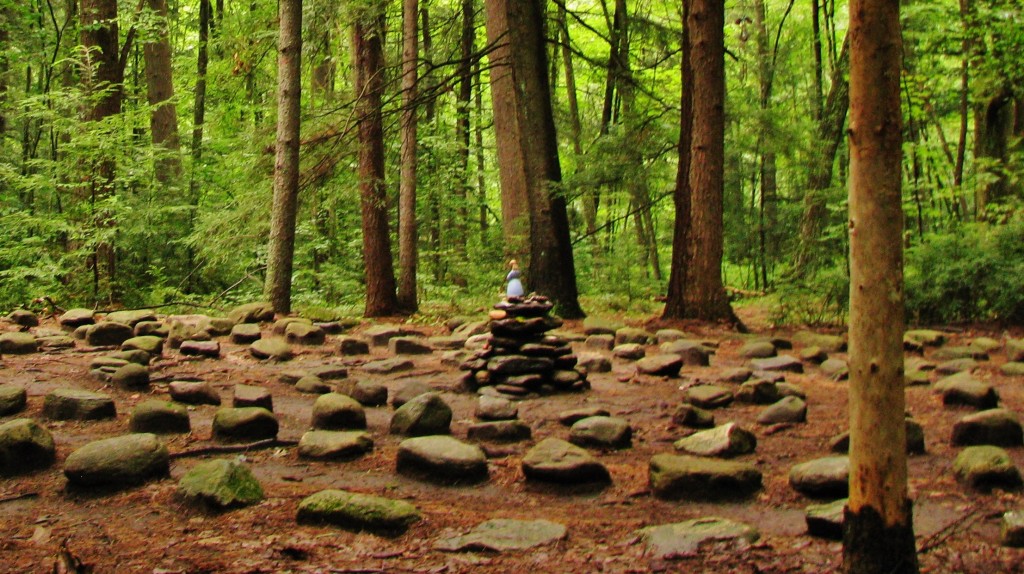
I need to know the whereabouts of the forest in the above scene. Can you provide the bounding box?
[0,0,1023,323]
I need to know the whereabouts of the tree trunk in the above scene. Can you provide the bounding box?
[264,0,302,314]
[397,0,419,312]
[843,0,918,571]
[187,0,211,293]
[453,0,474,258]
[354,7,399,317]
[974,90,1014,215]
[810,0,824,121]
[474,59,488,236]
[753,0,777,290]
[142,0,181,184]
[663,0,693,320]
[0,21,8,138]
[484,0,583,318]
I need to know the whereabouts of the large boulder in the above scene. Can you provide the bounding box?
[64,434,169,487]
[178,459,264,508]
[396,435,489,484]
[0,419,56,475]
[649,454,762,500]
[297,490,421,533]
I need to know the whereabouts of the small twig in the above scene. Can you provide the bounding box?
[0,492,39,504]
[170,438,298,459]
[917,504,982,555]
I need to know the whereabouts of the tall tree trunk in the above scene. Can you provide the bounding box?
[143,0,181,184]
[843,0,918,571]
[663,0,693,320]
[264,0,303,314]
[810,0,824,121]
[0,21,8,139]
[474,59,488,236]
[484,0,583,318]
[453,0,474,258]
[954,0,970,211]
[354,7,399,317]
[753,0,777,289]
[974,90,1014,215]
[397,0,419,312]
[187,0,211,293]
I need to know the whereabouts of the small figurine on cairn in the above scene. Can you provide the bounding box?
[459,264,589,398]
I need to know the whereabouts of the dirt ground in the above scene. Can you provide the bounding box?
[1,309,1023,574]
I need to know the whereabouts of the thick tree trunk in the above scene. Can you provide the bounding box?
[397,0,419,312]
[354,8,399,317]
[810,0,824,121]
[753,0,776,289]
[974,90,1014,215]
[453,0,474,258]
[187,0,211,293]
[843,0,918,571]
[264,0,302,314]
[484,0,583,318]
[663,0,693,320]
[142,0,181,184]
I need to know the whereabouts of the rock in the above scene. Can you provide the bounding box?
[739,341,776,359]
[942,378,999,409]
[777,382,807,399]
[390,393,452,436]
[672,404,715,429]
[104,310,156,327]
[750,355,803,373]
[522,438,610,484]
[111,363,150,390]
[615,327,653,346]
[585,334,615,351]
[752,370,787,383]
[121,336,164,356]
[179,340,220,358]
[452,320,489,339]
[43,389,116,421]
[110,350,150,366]
[789,456,849,498]
[271,317,311,335]
[298,430,374,460]
[905,329,945,347]
[0,332,37,354]
[0,385,28,416]
[133,321,168,338]
[285,322,326,346]
[576,353,612,373]
[389,336,433,355]
[684,385,734,409]
[655,329,689,344]
[1007,339,1024,362]
[613,343,646,360]
[635,354,683,377]
[361,357,415,375]
[487,355,554,376]
[659,340,713,366]
[0,419,56,475]
[638,517,760,559]
[933,371,979,393]
[467,420,532,443]
[295,375,332,394]
[476,396,518,421]
[312,393,367,430]
[818,359,848,381]
[296,489,421,533]
[129,400,190,434]
[757,396,807,425]
[85,322,135,346]
[230,323,262,344]
[396,435,488,484]
[233,384,273,411]
[169,381,221,406]
[465,334,492,351]
[365,324,420,346]
[36,335,76,350]
[1002,511,1024,547]
[212,407,278,442]
[178,459,263,508]
[794,331,846,352]
[72,325,89,339]
[953,446,1023,491]
[441,350,470,367]
[558,407,611,426]
[649,454,762,500]
[228,302,275,324]
[337,337,371,355]
[674,423,756,457]
[904,369,931,386]
[429,336,465,350]
[806,498,847,540]
[799,346,828,363]
[59,308,95,328]
[936,358,978,375]
[167,319,210,349]
[830,419,926,455]
[249,337,292,361]
[971,337,1001,353]
[933,346,988,361]
[346,381,387,407]
[734,380,780,404]
[582,317,622,336]
[64,434,169,487]
[1001,363,1024,376]
[569,416,632,449]
[718,367,753,383]
[206,319,234,337]
[391,380,434,408]
[951,409,1023,447]
[436,519,567,552]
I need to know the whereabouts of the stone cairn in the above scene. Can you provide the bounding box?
[459,295,589,398]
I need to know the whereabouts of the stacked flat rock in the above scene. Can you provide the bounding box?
[460,296,589,398]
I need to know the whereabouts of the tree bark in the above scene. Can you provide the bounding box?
[663,0,693,320]
[753,0,777,290]
[484,0,583,318]
[453,0,474,258]
[142,0,181,184]
[843,0,918,571]
[187,0,211,293]
[264,0,302,314]
[397,0,419,312]
[354,7,399,317]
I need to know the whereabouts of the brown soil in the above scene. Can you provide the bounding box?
[1,313,1023,574]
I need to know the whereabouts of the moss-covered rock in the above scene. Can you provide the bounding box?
[178,459,264,508]
[0,385,28,416]
[390,393,451,436]
[212,407,278,442]
[296,489,421,534]
[43,389,116,421]
[0,332,38,354]
[0,418,56,475]
[64,433,169,487]
[129,400,191,434]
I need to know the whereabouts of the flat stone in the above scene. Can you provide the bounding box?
[85,322,135,346]
[230,323,262,344]
[615,327,653,346]
[1002,511,1024,547]
[522,438,610,484]
[971,337,1001,353]
[684,385,734,409]
[830,419,925,455]
[635,354,683,377]
[295,375,332,394]
[582,317,623,336]
[638,517,759,559]
[487,355,554,376]
[361,357,415,375]
[739,341,776,359]
[59,308,95,328]
[718,368,753,383]
[389,336,433,355]
[121,335,163,355]
[672,404,715,428]
[820,358,849,380]
[649,454,762,500]
[904,369,931,386]
[933,371,979,393]
[936,358,978,375]
[227,302,275,324]
[0,385,28,416]
[789,456,849,498]
[757,396,807,425]
[905,329,946,347]
[953,445,1022,491]
[108,349,151,366]
[111,363,150,390]
[391,380,433,408]
[129,400,191,434]
[298,430,374,460]
[429,336,465,351]
[212,407,278,442]
[734,380,780,404]
[249,337,293,361]
[1007,339,1024,362]
[296,489,421,533]
[659,340,713,366]
[36,335,76,349]
[272,317,311,335]
[133,321,168,338]
[390,393,452,436]
[799,346,828,363]
[169,381,221,406]
[933,346,988,361]
[64,433,169,487]
[576,353,612,373]
[43,389,116,420]
[777,382,807,399]
[476,396,518,421]
[286,322,326,346]
[0,332,37,354]
[365,324,420,346]
[312,393,367,430]
[179,340,220,358]
[750,355,803,373]
[436,519,567,552]
[613,343,646,360]
[942,378,999,410]
[951,409,1023,447]
[0,418,56,475]
[233,384,273,411]
[178,458,263,508]
[793,331,846,352]
[674,423,756,457]
[806,498,847,540]
[396,435,488,484]
[558,407,611,426]
[1001,363,1024,376]
[104,310,157,327]
[585,334,615,351]
[569,416,632,449]
[655,329,690,344]
[333,337,368,356]
[347,381,387,406]
[467,420,532,443]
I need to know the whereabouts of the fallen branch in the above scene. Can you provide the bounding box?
[0,492,39,504]
[917,504,982,555]
[169,438,298,460]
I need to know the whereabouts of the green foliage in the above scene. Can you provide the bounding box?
[771,264,849,326]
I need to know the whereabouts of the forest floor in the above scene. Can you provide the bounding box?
[1,305,1023,574]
